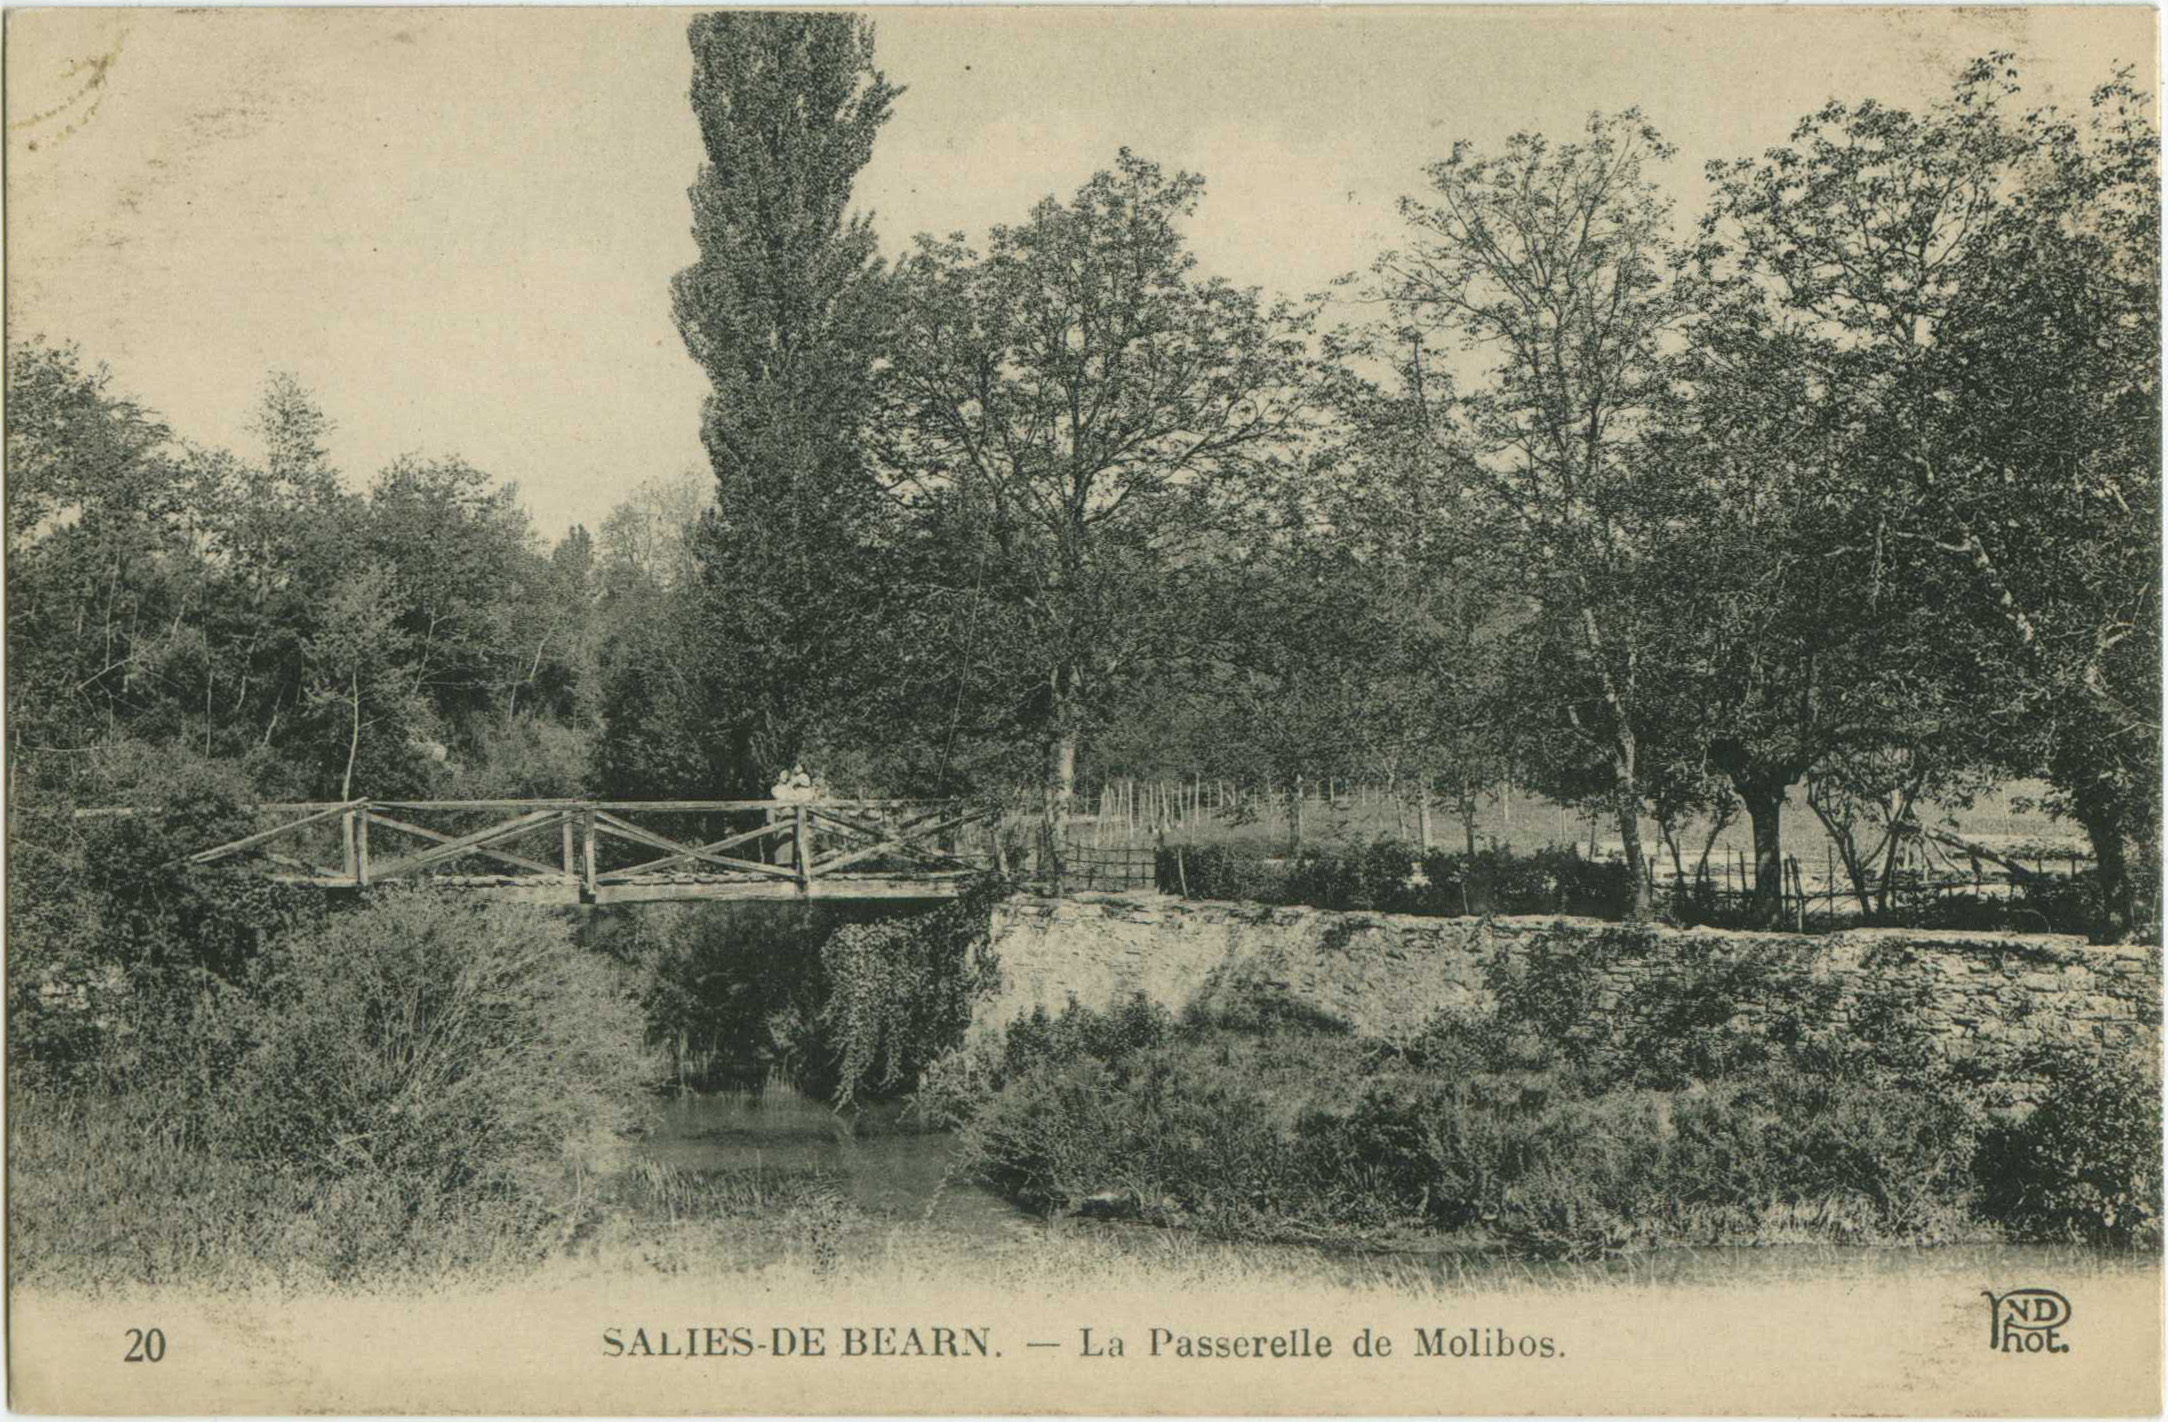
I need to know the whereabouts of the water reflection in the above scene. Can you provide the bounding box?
[635,1077,1034,1233]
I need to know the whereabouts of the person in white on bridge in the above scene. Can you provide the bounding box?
[769,763,819,864]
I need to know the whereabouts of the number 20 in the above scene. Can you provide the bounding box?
[123,1328,165,1363]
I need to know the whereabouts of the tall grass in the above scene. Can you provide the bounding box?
[10,892,658,1292]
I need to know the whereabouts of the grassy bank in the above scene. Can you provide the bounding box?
[930,982,2163,1260]
[9,890,657,1293]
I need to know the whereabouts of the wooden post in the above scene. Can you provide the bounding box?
[581,806,597,901]
[794,804,813,894]
[355,808,371,888]
[342,810,358,882]
[563,812,577,885]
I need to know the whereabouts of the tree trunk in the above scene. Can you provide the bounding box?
[1289,774,1305,855]
[1612,734,1651,918]
[2071,789,2134,944]
[1739,780,1787,929]
[1044,722,1076,894]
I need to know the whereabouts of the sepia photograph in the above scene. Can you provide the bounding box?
[4,4,2162,1414]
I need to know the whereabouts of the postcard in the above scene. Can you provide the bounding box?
[6,5,2161,1415]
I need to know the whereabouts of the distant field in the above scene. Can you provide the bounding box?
[1069,777,2091,885]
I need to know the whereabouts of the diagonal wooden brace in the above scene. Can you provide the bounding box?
[593,817,796,881]
[365,810,567,879]
[808,807,992,876]
[368,808,564,881]
[189,801,366,865]
[590,810,801,882]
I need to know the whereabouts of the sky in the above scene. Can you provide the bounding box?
[7,5,2156,541]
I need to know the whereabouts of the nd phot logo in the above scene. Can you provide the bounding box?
[1983,1288,2072,1354]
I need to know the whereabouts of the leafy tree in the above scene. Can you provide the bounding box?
[299,562,424,800]
[1310,325,1515,853]
[1706,57,2160,938]
[876,152,1312,857]
[5,341,193,767]
[592,475,719,799]
[669,11,902,790]
[184,374,357,770]
[1372,113,1696,914]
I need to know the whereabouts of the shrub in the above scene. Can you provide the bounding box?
[8,763,330,1092]
[7,1090,570,1290]
[1481,923,1651,1074]
[1402,1005,1511,1077]
[1158,844,1288,903]
[1610,938,1841,1088]
[958,1055,1130,1216]
[217,892,652,1210]
[1976,1049,2163,1246]
[960,1001,2000,1256]
[1003,993,1177,1078]
[1180,969,1353,1037]
[10,891,656,1289]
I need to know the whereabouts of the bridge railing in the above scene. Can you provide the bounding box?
[150,798,1009,902]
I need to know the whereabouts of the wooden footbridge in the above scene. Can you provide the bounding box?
[172,798,1012,905]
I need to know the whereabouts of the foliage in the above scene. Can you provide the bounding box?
[8,759,328,1090]
[213,893,651,1197]
[818,879,1006,1106]
[876,150,1315,810]
[942,912,2063,1259]
[595,900,857,1089]
[957,1014,1994,1254]
[1976,1048,2163,1247]
[1368,110,1705,914]
[6,343,602,807]
[8,1089,580,1290]
[669,11,905,791]
[1704,58,2162,939]
[10,50,2159,948]
[9,892,656,1290]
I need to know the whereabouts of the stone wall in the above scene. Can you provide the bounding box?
[982,893,2160,1087]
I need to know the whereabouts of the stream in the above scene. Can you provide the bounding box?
[629,1081,2154,1298]
[635,1076,1036,1234]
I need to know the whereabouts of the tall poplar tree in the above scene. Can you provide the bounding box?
[670,12,901,790]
